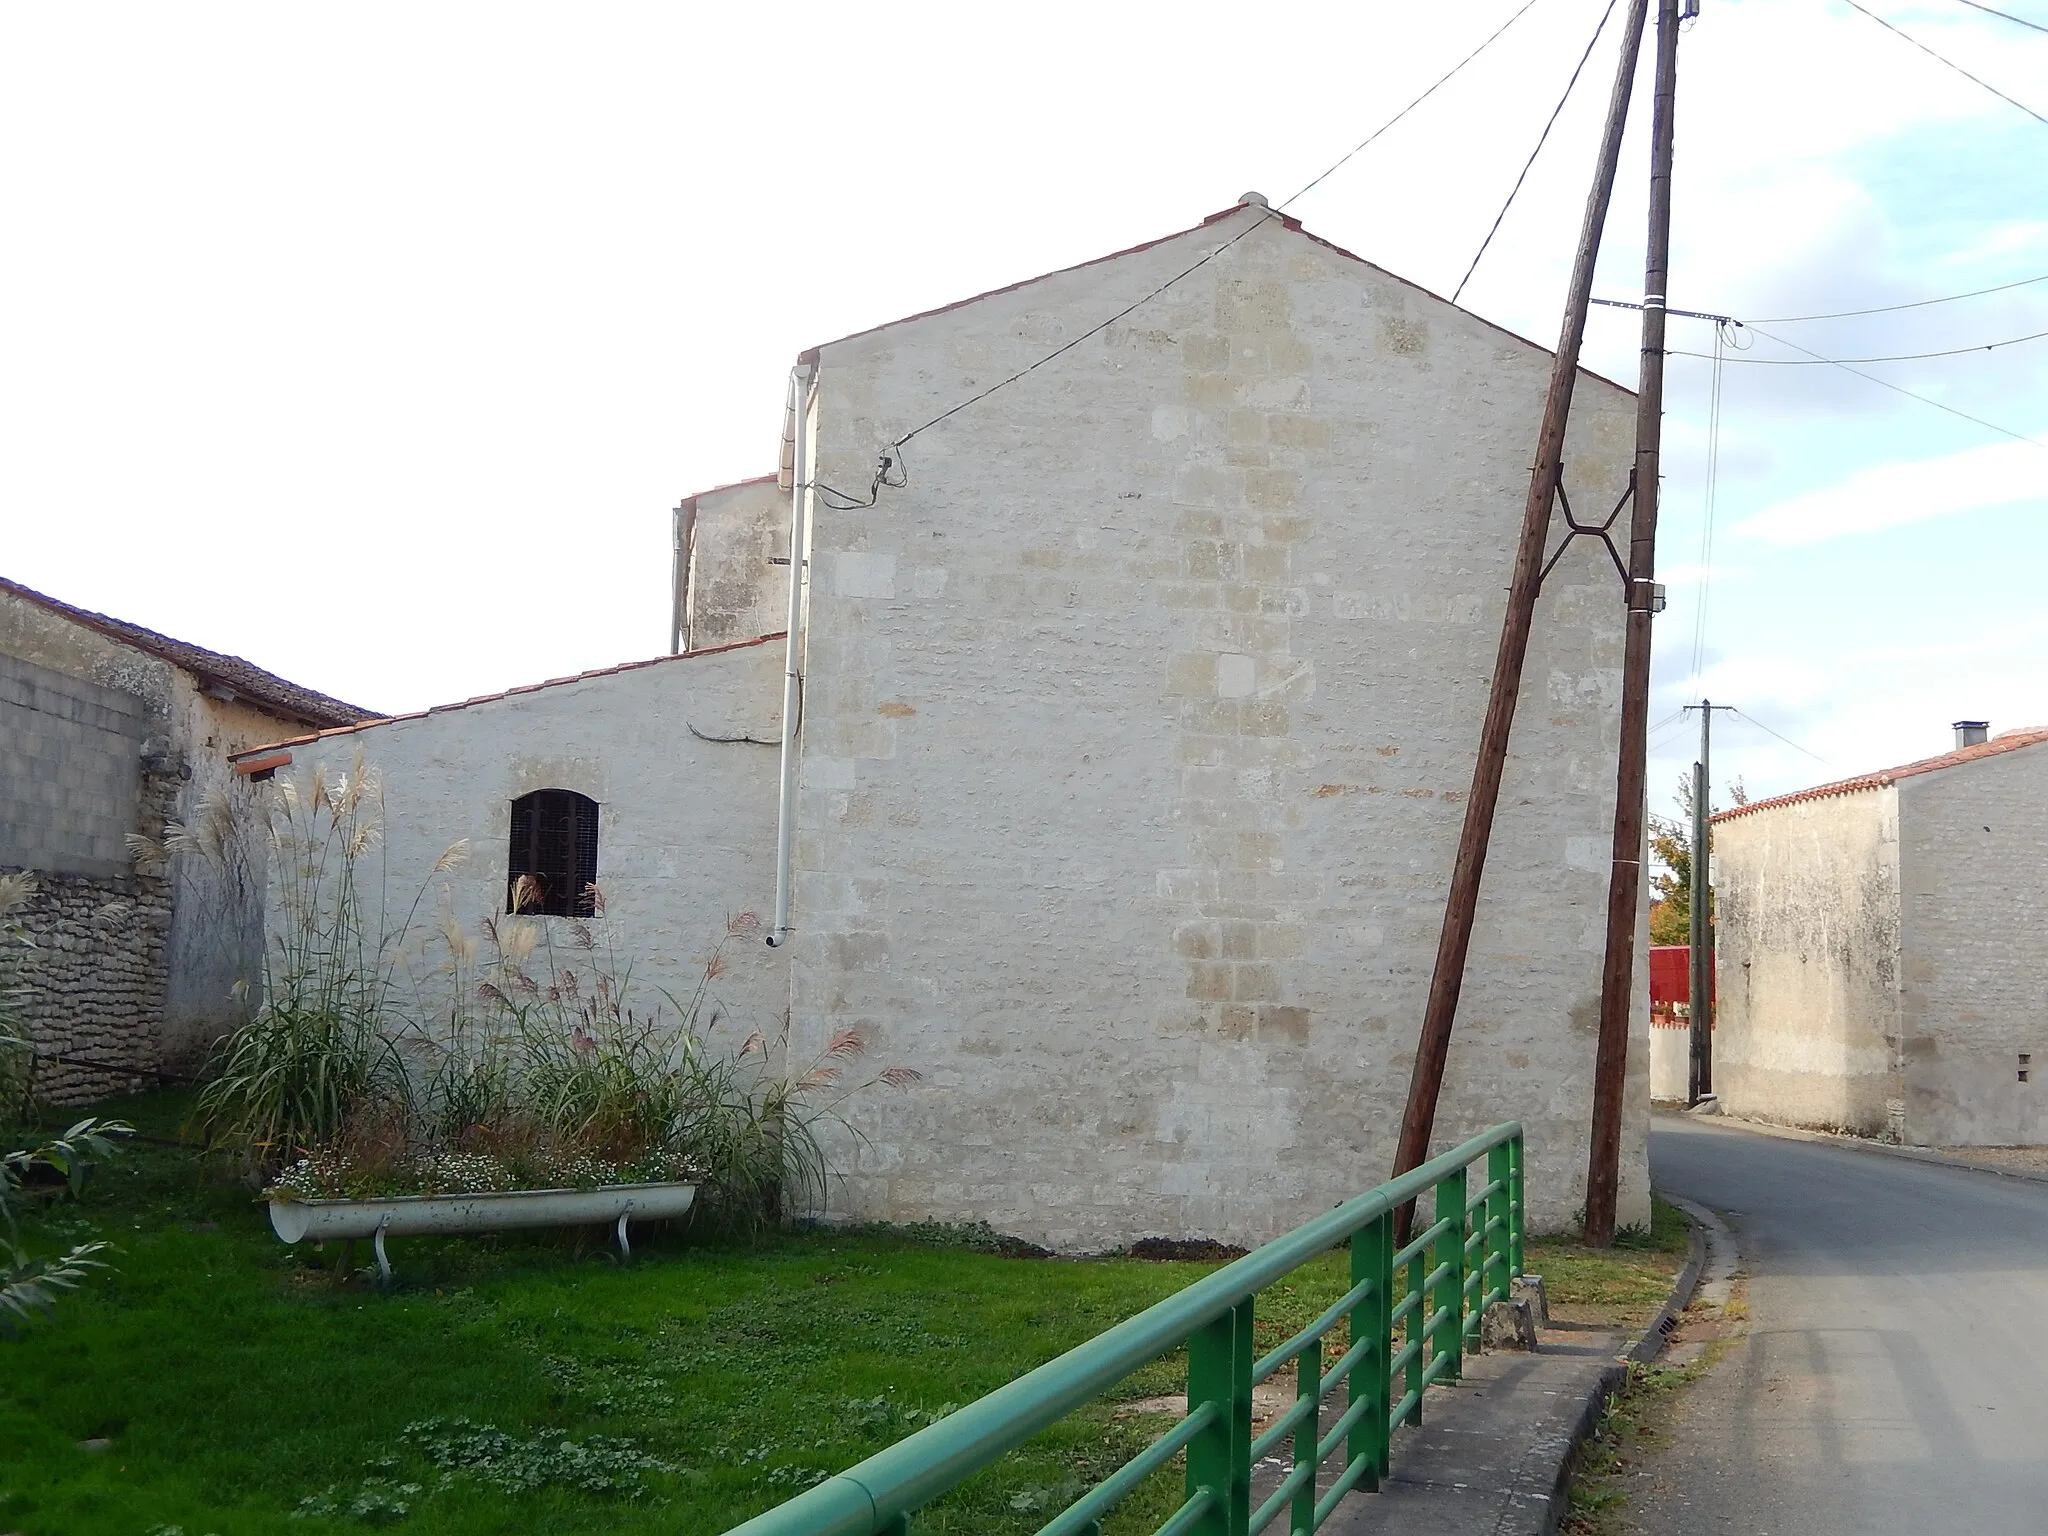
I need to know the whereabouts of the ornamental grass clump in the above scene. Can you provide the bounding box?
[178,759,918,1228]
[184,758,430,1163]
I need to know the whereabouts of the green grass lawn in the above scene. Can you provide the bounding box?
[1526,1195,1692,1329]
[2,1092,1686,1536]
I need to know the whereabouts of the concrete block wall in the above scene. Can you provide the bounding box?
[3,583,345,1089]
[0,651,150,878]
[787,206,1651,1248]
[1,648,176,1103]
[1897,744,2048,1145]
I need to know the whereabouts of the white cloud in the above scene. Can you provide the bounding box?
[1732,438,2048,546]
[1655,561,1751,589]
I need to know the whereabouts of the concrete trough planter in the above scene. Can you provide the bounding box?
[267,1182,698,1282]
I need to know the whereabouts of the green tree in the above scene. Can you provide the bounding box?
[1647,770,1745,946]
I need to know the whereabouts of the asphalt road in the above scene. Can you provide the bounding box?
[1638,1116,2048,1535]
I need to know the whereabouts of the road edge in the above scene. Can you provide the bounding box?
[1535,1200,1710,1534]
[1685,1109,2048,1186]
[1626,1212,1707,1366]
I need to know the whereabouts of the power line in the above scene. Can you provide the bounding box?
[885,2,1565,465]
[1839,0,2048,127]
[1751,270,2048,322]
[1688,321,1731,693]
[1647,711,1693,748]
[1453,0,1622,304]
[892,207,1279,452]
[1282,0,1549,210]
[1948,0,2048,37]
[1677,321,2048,447]
[1648,708,1689,736]
[1728,708,1835,768]
[1676,324,2048,365]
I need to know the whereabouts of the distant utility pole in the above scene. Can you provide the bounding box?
[1583,0,1684,1247]
[1392,0,1653,1240]
[1685,700,1733,1104]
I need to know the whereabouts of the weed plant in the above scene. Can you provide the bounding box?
[1,1116,130,1338]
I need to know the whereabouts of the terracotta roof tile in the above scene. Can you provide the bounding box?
[2,574,375,728]
[229,631,785,764]
[1713,727,2048,822]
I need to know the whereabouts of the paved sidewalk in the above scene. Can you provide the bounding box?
[1247,1328,1627,1536]
[1328,1330,1624,1535]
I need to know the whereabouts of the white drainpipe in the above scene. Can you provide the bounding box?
[766,362,814,948]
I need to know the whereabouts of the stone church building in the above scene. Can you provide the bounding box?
[238,199,1652,1246]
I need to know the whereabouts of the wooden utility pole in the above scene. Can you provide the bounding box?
[1687,701,1715,1104]
[1583,0,1684,1246]
[1391,0,1653,1226]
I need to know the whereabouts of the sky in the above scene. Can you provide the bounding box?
[2,0,2043,816]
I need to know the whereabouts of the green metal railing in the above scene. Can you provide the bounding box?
[724,1123,1525,1536]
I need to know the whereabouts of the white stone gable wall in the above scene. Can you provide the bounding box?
[1711,787,1901,1136]
[788,210,1648,1247]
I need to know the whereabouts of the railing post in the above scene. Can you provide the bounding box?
[1350,1210,1393,1490]
[1509,1131,1525,1277]
[1487,1140,1514,1309]
[1294,1334,1320,1534]
[1405,1243,1426,1426]
[1434,1167,1467,1383]
[1186,1300,1252,1536]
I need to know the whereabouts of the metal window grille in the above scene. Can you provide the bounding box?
[506,789,599,916]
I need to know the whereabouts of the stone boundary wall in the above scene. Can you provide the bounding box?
[7,855,173,1106]
[1,644,178,1105]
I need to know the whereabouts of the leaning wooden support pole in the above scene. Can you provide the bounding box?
[1584,0,1684,1247]
[1391,0,1653,1232]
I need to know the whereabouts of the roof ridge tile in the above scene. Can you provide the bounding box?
[1715,726,2048,821]
[229,631,786,762]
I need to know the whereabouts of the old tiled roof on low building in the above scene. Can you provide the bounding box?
[2,575,376,729]
[1713,726,2048,822]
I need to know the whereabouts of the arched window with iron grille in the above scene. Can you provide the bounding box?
[506,789,600,916]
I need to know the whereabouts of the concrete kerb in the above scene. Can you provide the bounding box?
[1530,1203,1716,1534]
[1626,1211,1707,1366]
[1688,1108,2048,1187]
[1315,1204,1713,1536]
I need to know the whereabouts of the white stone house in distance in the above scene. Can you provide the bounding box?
[2,576,375,1102]
[1711,721,2048,1147]
[237,198,1652,1247]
